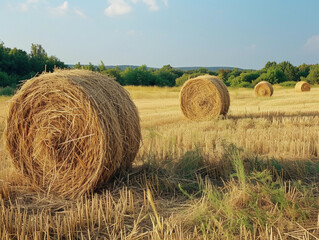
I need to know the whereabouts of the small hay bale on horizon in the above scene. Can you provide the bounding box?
[4,69,141,199]
[295,81,311,92]
[179,75,230,120]
[254,81,273,97]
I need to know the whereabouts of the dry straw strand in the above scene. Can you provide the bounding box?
[254,81,273,97]
[4,69,141,199]
[295,81,311,92]
[179,75,230,120]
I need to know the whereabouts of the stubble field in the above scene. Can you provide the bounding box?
[0,86,319,239]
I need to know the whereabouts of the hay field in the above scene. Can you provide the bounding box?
[0,86,319,239]
[135,86,319,161]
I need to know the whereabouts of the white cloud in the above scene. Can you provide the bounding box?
[162,0,168,7]
[18,0,40,11]
[104,0,132,17]
[142,0,159,11]
[126,29,136,35]
[74,8,88,18]
[303,35,319,52]
[104,0,165,16]
[27,0,39,3]
[19,3,28,11]
[11,1,87,18]
[47,1,68,16]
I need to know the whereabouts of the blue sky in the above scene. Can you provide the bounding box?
[0,0,319,69]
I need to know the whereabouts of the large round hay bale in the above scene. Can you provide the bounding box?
[254,81,273,97]
[295,81,310,92]
[4,69,141,199]
[179,75,230,120]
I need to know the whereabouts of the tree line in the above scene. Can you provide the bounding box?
[73,60,319,88]
[0,42,65,89]
[1,43,319,94]
[218,61,319,88]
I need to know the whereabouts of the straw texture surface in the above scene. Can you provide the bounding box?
[254,81,273,97]
[295,81,310,92]
[4,69,141,199]
[179,75,230,120]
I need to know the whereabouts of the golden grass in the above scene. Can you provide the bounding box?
[136,86,319,161]
[0,85,319,239]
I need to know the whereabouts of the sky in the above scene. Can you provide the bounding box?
[0,0,319,69]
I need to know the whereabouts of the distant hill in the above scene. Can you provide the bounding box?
[175,66,242,71]
[104,65,145,70]
[67,64,153,70]
[67,64,242,71]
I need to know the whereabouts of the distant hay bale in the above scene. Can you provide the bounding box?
[4,69,141,199]
[295,81,310,92]
[254,81,273,97]
[179,75,230,120]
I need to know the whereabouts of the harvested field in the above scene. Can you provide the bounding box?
[0,85,319,239]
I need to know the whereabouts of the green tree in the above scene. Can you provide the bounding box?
[218,69,231,82]
[227,71,260,87]
[98,60,106,72]
[0,71,11,87]
[277,61,298,82]
[74,62,82,69]
[0,42,66,87]
[297,63,310,79]
[0,43,12,73]
[253,69,287,85]
[30,44,47,58]
[263,61,277,70]
[240,72,260,83]
[196,67,209,74]
[30,44,48,73]
[104,66,124,84]
[306,65,319,84]
[154,64,178,87]
[122,65,155,86]
[82,62,96,71]
[8,48,30,76]
[45,56,65,72]
[228,68,241,78]
[175,74,190,86]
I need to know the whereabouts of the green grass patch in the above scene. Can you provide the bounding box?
[0,86,15,96]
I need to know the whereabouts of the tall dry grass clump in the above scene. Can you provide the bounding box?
[4,69,141,199]
[254,81,273,97]
[295,81,311,92]
[179,75,230,120]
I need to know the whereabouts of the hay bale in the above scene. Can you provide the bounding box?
[179,75,230,120]
[4,69,141,199]
[295,81,310,92]
[254,81,273,97]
